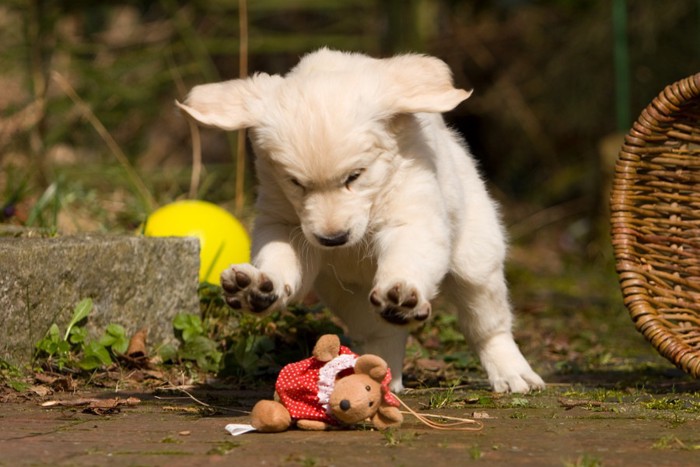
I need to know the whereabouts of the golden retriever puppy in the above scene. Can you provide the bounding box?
[178,48,544,393]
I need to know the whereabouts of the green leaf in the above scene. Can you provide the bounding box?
[99,324,129,354]
[158,343,178,363]
[79,341,113,370]
[173,313,204,342]
[36,324,67,356]
[180,335,221,373]
[69,326,88,345]
[64,298,93,341]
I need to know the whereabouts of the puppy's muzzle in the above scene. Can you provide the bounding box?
[315,230,350,247]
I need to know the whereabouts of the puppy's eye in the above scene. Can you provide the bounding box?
[344,169,364,187]
[290,178,304,189]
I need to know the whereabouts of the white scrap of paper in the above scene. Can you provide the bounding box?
[225,423,257,436]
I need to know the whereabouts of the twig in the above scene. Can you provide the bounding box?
[52,72,156,211]
[507,198,587,240]
[155,386,251,414]
[235,0,249,215]
[167,49,203,199]
[186,118,203,199]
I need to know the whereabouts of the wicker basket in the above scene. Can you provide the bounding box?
[611,73,700,377]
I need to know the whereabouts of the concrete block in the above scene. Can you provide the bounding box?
[0,234,200,366]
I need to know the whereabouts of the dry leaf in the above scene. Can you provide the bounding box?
[126,328,148,358]
[29,385,52,397]
[42,396,141,416]
[415,358,446,372]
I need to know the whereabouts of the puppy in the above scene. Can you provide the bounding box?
[177,48,544,393]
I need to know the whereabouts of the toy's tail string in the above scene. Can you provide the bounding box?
[392,394,484,431]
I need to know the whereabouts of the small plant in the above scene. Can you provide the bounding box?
[644,396,700,414]
[382,428,403,446]
[427,384,459,409]
[469,444,483,460]
[159,312,222,373]
[33,298,129,371]
[652,434,700,451]
[0,359,30,392]
[563,453,603,467]
[508,396,530,408]
[206,440,240,456]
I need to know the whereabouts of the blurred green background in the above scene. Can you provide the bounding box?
[2,0,698,237]
[0,1,696,267]
[3,0,699,245]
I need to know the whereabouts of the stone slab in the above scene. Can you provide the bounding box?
[0,234,200,366]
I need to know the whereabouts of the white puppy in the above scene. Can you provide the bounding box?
[178,48,544,393]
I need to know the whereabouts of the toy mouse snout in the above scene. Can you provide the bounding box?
[339,397,376,411]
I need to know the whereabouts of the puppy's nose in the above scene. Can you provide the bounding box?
[315,230,350,247]
[340,399,351,411]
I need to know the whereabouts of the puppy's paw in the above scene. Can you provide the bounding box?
[369,281,431,325]
[220,264,289,314]
[489,368,545,394]
[478,334,546,394]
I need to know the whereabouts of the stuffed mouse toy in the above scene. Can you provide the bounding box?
[227,334,403,434]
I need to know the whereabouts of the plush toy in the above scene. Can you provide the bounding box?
[231,334,403,433]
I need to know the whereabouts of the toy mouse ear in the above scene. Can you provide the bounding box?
[312,334,341,362]
[372,405,404,430]
[354,355,388,382]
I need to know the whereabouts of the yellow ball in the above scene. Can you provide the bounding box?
[143,200,250,285]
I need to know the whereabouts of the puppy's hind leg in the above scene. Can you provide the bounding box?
[443,266,545,394]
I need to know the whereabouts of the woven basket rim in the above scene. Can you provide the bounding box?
[611,72,700,378]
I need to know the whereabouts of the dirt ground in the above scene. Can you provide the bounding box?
[2,370,700,467]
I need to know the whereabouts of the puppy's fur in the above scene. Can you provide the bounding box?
[178,48,544,393]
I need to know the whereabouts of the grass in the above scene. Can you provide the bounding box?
[206,441,241,456]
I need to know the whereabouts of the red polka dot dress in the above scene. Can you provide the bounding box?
[275,345,358,426]
[275,345,400,426]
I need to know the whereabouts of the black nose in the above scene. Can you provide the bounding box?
[315,231,350,247]
[340,399,351,411]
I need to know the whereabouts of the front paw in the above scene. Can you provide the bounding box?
[220,264,289,314]
[369,281,431,325]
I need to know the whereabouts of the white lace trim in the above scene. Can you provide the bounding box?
[317,354,357,413]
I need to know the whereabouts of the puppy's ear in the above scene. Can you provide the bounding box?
[176,73,281,130]
[382,55,471,114]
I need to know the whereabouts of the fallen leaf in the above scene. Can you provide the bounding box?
[126,328,148,358]
[415,358,446,372]
[162,406,204,414]
[41,396,141,416]
[29,385,52,397]
[34,373,58,385]
[35,372,77,391]
[471,411,494,419]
